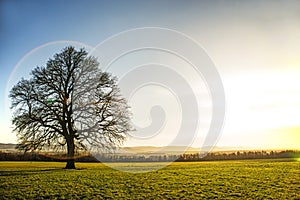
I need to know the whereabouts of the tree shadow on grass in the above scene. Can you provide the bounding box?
[0,168,67,176]
[0,165,88,176]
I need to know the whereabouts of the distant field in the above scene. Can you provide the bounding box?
[0,159,299,199]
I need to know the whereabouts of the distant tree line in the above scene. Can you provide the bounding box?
[0,151,98,162]
[176,150,300,161]
[0,150,299,162]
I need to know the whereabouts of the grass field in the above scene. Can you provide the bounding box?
[0,159,299,199]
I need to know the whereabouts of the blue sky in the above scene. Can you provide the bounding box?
[1,0,300,149]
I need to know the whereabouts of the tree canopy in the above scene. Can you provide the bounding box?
[10,46,132,168]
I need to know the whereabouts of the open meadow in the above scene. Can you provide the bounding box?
[0,159,299,199]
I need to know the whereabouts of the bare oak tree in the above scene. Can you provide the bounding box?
[9,46,132,169]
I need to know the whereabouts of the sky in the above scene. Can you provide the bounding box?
[0,0,300,150]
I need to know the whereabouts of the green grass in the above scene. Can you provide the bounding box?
[0,159,299,199]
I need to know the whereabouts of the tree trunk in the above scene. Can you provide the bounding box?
[65,137,76,169]
[65,159,75,169]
